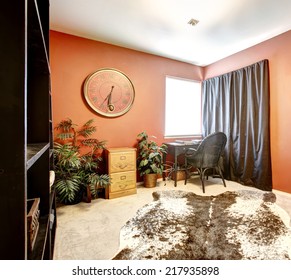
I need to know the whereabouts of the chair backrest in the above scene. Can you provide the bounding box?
[193,132,227,168]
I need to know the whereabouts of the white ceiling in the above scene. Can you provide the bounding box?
[49,0,291,66]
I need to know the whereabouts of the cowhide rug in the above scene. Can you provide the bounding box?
[113,189,291,260]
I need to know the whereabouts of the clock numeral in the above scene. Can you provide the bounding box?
[122,98,129,105]
[100,74,106,79]
[89,85,98,93]
[100,103,107,111]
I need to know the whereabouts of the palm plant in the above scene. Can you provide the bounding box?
[53,118,110,204]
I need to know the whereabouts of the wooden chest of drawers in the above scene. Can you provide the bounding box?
[105,148,137,199]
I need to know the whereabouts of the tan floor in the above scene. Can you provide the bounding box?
[53,177,291,260]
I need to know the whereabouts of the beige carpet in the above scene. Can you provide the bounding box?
[53,177,291,260]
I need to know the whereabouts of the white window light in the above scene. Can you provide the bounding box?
[165,76,202,137]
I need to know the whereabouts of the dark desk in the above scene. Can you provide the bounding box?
[163,141,200,187]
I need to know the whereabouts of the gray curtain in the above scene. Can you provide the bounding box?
[202,59,272,191]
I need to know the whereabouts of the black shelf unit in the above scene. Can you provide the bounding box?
[0,0,56,260]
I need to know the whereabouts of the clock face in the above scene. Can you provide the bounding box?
[83,68,135,117]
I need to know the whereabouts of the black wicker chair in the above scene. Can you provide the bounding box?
[184,132,227,193]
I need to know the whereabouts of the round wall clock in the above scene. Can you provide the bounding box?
[83,68,135,117]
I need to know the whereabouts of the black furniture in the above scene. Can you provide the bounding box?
[0,0,55,259]
[184,132,227,193]
[163,141,200,186]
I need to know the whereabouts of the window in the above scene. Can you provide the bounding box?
[165,76,201,137]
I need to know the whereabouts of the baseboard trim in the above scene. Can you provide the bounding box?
[136,180,291,197]
[273,189,291,198]
[136,181,144,186]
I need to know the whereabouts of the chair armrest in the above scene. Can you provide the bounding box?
[185,148,197,157]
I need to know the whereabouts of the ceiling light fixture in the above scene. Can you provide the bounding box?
[188,18,199,26]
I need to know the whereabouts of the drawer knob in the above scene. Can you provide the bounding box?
[118,184,127,189]
[118,163,128,169]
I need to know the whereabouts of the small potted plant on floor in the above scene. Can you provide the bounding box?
[136,131,167,188]
[53,118,110,204]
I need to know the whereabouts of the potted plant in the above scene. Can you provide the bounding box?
[136,131,167,188]
[53,118,110,204]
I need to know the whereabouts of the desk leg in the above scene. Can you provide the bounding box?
[162,152,166,183]
[174,152,178,187]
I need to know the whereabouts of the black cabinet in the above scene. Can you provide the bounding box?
[0,0,56,260]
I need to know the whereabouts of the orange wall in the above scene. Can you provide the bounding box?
[50,31,202,150]
[204,30,291,194]
[50,30,291,194]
